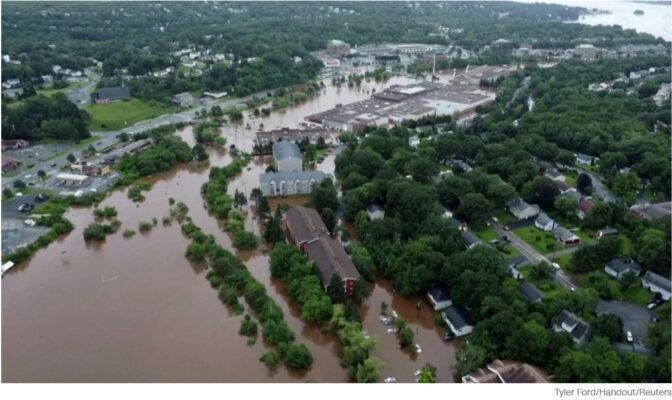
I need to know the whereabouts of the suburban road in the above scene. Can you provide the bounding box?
[492,222,577,290]
[2,83,272,191]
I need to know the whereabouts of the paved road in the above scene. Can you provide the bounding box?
[492,222,576,290]
[2,131,120,191]
[67,72,100,108]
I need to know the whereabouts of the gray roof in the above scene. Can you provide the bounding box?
[427,287,451,303]
[642,271,671,292]
[597,228,618,235]
[462,231,482,247]
[535,212,554,226]
[558,309,590,341]
[273,141,303,161]
[507,255,528,268]
[260,170,325,184]
[631,202,672,220]
[575,153,595,163]
[507,198,538,215]
[442,307,473,329]
[520,282,545,302]
[553,226,578,241]
[305,236,361,283]
[606,259,641,274]
[94,86,130,101]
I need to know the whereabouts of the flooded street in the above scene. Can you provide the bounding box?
[2,76,458,382]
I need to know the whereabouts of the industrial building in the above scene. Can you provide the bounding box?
[306,81,493,132]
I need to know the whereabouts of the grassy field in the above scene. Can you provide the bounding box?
[36,81,85,98]
[86,99,172,131]
[474,226,499,242]
[492,209,517,225]
[515,226,559,254]
[620,234,634,257]
[564,170,578,187]
[576,272,653,307]
[517,265,566,299]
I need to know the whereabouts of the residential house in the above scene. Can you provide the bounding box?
[520,282,545,303]
[91,86,131,104]
[575,153,597,165]
[604,259,641,280]
[507,198,540,220]
[2,78,21,89]
[2,157,21,173]
[259,171,326,197]
[553,309,590,345]
[452,159,473,173]
[641,271,671,301]
[171,92,194,108]
[534,212,556,232]
[2,139,30,150]
[426,287,452,311]
[284,206,360,296]
[366,204,385,221]
[553,226,580,246]
[462,231,482,249]
[442,306,474,337]
[595,228,618,240]
[575,44,599,60]
[273,141,303,172]
[555,180,571,193]
[2,88,23,99]
[507,255,528,280]
[462,359,550,383]
[544,168,566,182]
[630,202,672,221]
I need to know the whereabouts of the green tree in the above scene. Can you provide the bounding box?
[67,153,76,163]
[311,178,339,214]
[327,274,346,304]
[456,344,487,377]
[576,173,592,194]
[192,143,209,161]
[321,207,337,235]
[13,180,26,189]
[456,193,493,227]
[37,169,46,180]
[418,363,437,383]
[355,357,384,383]
[283,343,313,370]
[592,314,623,343]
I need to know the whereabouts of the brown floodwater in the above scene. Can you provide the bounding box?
[2,76,458,382]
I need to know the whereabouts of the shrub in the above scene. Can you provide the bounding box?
[93,206,118,219]
[233,230,259,250]
[138,220,153,232]
[260,352,281,369]
[123,229,136,238]
[239,314,258,337]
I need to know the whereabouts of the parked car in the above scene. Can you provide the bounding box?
[34,193,49,202]
[647,298,666,310]
[17,203,34,212]
[50,163,58,168]
[626,331,633,342]
[552,263,561,269]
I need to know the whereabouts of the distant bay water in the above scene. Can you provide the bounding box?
[517,0,671,41]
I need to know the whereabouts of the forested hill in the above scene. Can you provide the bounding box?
[2,1,665,82]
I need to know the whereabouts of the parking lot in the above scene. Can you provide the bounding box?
[596,300,656,347]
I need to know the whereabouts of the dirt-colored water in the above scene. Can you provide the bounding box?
[2,76,459,382]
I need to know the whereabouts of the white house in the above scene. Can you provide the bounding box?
[426,288,452,311]
[553,309,590,345]
[273,141,303,172]
[507,198,540,220]
[534,212,556,231]
[641,271,671,301]
[442,306,474,337]
[366,204,385,221]
[604,259,641,280]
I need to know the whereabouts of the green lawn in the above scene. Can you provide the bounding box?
[620,234,634,257]
[564,170,578,187]
[517,265,565,299]
[620,284,653,306]
[572,228,595,246]
[492,209,517,225]
[515,226,558,254]
[474,227,499,242]
[86,99,172,131]
[36,81,85,98]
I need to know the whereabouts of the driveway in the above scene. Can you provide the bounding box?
[504,216,536,230]
[596,300,655,347]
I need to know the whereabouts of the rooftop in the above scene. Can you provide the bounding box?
[273,141,303,161]
[442,306,473,329]
[285,206,329,244]
[304,236,361,283]
[642,271,671,292]
[260,170,326,184]
[606,259,641,274]
[520,282,545,303]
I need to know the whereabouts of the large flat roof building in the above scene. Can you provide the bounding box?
[306,81,493,131]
